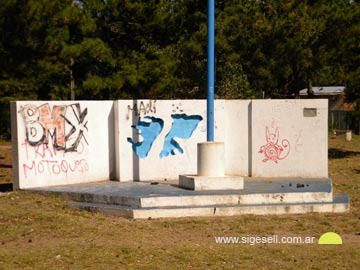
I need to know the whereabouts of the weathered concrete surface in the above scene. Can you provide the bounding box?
[67,194,349,219]
[12,99,330,188]
[11,101,115,189]
[114,100,228,182]
[224,100,251,176]
[197,142,225,177]
[28,178,349,219]
[251,99,328,178]
[179,175,244,190]
[115,99,328,181]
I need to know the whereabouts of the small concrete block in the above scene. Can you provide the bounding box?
[179,175,244,190]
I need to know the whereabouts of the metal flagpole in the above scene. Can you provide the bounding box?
[207,0,215,142]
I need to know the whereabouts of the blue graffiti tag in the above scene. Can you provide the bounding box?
[127,116,164,158]
[160,114,203,158]
[128,114,203,158]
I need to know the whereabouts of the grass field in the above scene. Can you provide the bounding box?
[0,135,359,269]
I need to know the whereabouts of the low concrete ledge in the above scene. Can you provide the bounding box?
[66,194,349,219]
[139,191,333,208]
[28,178,334,207]
[29,178,348,219]
[179,175,244,190]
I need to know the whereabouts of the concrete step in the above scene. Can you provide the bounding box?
[66,194,349,219]
[179,175,244,190]
[29,178,334,208]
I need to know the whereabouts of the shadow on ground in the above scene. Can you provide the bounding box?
[0,164,12,168]
[328,148,360,159]
[0,183,13,192]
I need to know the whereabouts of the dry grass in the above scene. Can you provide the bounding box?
[0,136,359,270]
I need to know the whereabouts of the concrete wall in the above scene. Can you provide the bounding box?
[11,99,328,188]
[115,100,246,181]
[224,100,251,176]
[115,99,327,181]
[11,101,115,189]
[115,100,250,181]
[251,99,328,178]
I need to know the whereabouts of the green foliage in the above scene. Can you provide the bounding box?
[0,0,359,103]
[217,61,254,99]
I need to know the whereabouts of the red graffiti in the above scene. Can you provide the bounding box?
[23,159,89,178]
[21,140,89,178]
[295,129,303,153]
[259,126,290,163]
[19,103,88,152]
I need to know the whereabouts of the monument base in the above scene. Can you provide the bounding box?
[27,177,350,219]
[179,175,244,190]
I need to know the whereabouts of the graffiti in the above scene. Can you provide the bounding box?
[127,114,203,158]
[20,140,89,178]
[63,103,88,152]
[259,126,290,163]
[19,103,88,152]
[23,159,89,178]
[127,116,164,158]
[19,103,89,178]
[171,102,184,113]
[127,100,157,119]
[160,114,203,158]
[295,130,304,153]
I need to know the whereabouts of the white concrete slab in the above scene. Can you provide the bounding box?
[28,178,349,219]
[66,194,349,219]
[179,175,244,190]
[251,99,328,178]
[224,100,250,176]
[11,101,115,189]
[11,99,331,188]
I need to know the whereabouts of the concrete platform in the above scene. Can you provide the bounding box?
[179,175,244,190]
[67,194,349,219]
[27,178,350,219]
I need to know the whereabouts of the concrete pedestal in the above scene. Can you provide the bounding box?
[197,142,225,176]
[179,142,244,190]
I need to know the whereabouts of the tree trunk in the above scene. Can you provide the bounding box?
[70,57,75,100]
[307,77,314,97]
